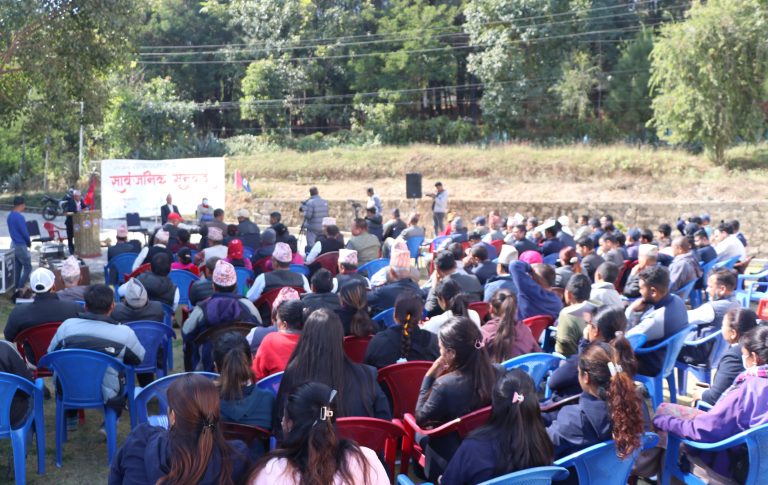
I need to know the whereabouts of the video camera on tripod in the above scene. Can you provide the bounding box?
[348,200,362,219]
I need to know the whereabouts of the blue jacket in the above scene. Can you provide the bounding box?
[542,238,564,257]
[626,293,689,376]
[513,237,540,255]
[368,279,422,315]
[471,261,497,286]
[701,344,744,405]
[483,275,517,302]
[507,261,563,320]
[544,392,612,459]
[7,211,30,246]
[108,423,249,485]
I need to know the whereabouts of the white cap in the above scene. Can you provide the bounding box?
[30,268,55,293]
[497,245,519,265]
[639,244,659,259]
[236,208,250,219]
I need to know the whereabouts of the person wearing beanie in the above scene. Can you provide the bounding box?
[6,195,32,291]
[132,228,174,272]
[4,268,81,341]
[252,228,278,263]
[236,208,261,250]
[108,225,140,263]
[111,278,165,324]
[246,242,310,303]
[367,245,421,315]
[183,260,261,371]
[225,238,253,270]
[55,256,90,303]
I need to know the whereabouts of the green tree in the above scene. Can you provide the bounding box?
[650,0,768,164]
[605,29,654,139]
[240,58,308,131]
[551,51,600,120]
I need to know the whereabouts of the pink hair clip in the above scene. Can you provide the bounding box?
[512,392,525,404]
[474,339,485,350]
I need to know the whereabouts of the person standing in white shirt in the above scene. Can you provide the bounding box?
[427,181,449,236]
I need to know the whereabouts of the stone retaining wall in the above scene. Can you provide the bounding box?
[233,198,767,256]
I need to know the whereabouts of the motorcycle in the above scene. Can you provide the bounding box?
[41,194,68,221]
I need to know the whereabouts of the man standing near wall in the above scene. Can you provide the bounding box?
[301,186,329,251]
[427,181,448,236]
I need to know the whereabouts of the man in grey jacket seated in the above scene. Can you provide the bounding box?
[48,284,146,428]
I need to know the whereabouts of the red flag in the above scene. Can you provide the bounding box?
[234,169,242,189]
[83,175,96,208]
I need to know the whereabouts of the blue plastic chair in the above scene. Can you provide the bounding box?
[406,236,426,267]
[635,324,696,410]
[662,423,768,485]
[134,371,218,425]
[126,321,177,378]
[674,329,728,396]
[626,333,647,350]
[554,432,659,484]
[168,269,199,308]
[74,300,86,310]
[372,308,397,328]
[160,303,176,370]
[358,258,389,277]
[396,466,569,485]
[736,268,768,307]
[242,245,255,261]
[104,252,138,296]
[256,371,284,396]
[235,267,255,297]
[714,256,740,271]
[38,349,137,467]
[696,257,720,303]
[289,264,310,276]
[675,278,700,308]
[430,235,450,252]
[501,352,565,388]
[0,373,45,484]
[542,253,559,266]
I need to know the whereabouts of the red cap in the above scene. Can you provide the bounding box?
[228,239,244,260]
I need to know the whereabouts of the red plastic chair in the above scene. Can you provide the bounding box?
[14,322,62,378]
[254,286,305,316]
[757,299,768,321]
[43,221,66,242]
[615,260,638,292]
[468,301,490,322]
[252,256,271,275]
[402,405,492,472]
[522,315,555,341]
[124,263,151,282]
[336,417,407,480]
[343,335,372,364]
[314,251,340,276]
[221,422,271,449]
[490,239,504,254]
[377,361,432,418]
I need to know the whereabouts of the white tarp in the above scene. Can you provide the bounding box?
[100,158,225,220]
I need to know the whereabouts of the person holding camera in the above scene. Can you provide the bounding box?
[301,186,329,251]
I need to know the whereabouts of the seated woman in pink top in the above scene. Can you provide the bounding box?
[225,239,253,270]
[248,381,389,485]
[252,299,305,380]
[481,289,541,363]
[170,247,200,276]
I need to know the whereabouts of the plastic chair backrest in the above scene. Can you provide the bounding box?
[315,251,340,275]
[636,324,697,380]
[542,253,559,266]
[468,301,490,322]
[758,299,768,321]
[626,333,647,350]
[430,235,450,252]
[336,417,406,477]
[378,361,432,417]
[125,263,151,282]
[235,267,255,296]
[126,212,142,228]
[221,422,270,446]
[43,221,60,239]
[168,270,198,307]
[26,220,42,238]
[134,371,218,424]
[479,466,570,485]
[490,239,504,252]
[615,260,637,292]
[674,278,697,302]
[126,321,177,374]
[38,349,133,409]
[193,322,257,346]
[455,405,493,437]
[0,372,41,433]
[522,315,555,341]
[289,264,310,276]
[407,236,426,259]
[161,303,174,327]
[343,335,372,363]
[554,433,659,485]
[502,353,565,387]
[357,258,389,277]
[255,286,304,315]
[714,256,739,270]
[372,308,396,328]
[105,252,138,286]
[14,322,63,377]
[256,371,283,395]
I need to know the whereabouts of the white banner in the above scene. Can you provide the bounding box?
[100,158,226,220]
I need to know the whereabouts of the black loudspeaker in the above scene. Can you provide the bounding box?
[406,173,422,199]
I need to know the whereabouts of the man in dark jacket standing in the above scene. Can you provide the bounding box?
[160,194,180,225]
[4,268,81,341]
[64,189,89,255]
[236,208,261,250]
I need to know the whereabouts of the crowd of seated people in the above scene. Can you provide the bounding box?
[4,203,767,485]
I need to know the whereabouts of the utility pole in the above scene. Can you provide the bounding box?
[44,135,50,192]
[78,101,84,179]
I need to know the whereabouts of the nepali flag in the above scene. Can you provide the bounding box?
[242,177,252,193]
[234,169,252,193]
